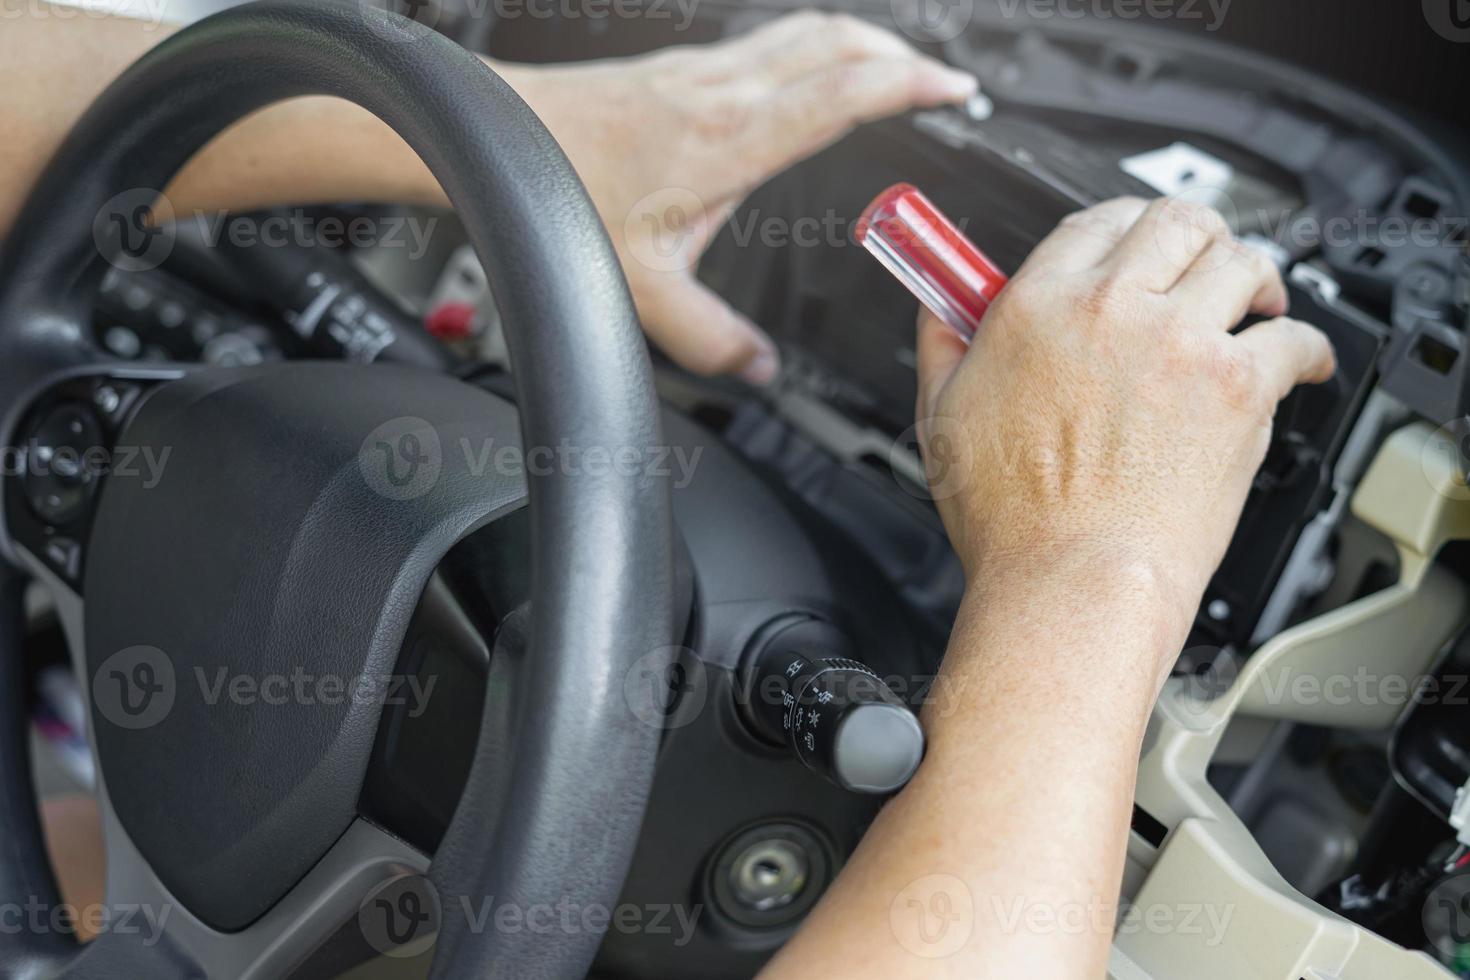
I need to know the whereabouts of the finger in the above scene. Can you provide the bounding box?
[915,308,968,420]
[1107,197,1233,293]
[739,56,976,177]
[1232,316,1337,403]
[634,273,781,384]
[751,12,924,88]
[1169,237,1289,328]
[1017,197,1150,277]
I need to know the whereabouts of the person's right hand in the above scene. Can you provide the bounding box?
[915,196,1336,652]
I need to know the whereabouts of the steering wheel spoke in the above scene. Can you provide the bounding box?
[64,815,427,979]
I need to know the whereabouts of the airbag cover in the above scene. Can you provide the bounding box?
[83,362,525,931]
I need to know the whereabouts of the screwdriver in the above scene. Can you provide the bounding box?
[854,183,1009,344]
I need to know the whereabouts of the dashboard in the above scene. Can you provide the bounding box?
[40,3,1470,976]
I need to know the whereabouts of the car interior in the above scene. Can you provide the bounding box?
[4,0,1470,977]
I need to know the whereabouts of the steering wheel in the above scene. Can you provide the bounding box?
[0,2,675,977]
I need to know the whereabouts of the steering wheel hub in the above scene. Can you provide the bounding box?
[85,362,526,930]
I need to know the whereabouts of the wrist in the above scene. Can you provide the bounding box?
[950,550,1192,696]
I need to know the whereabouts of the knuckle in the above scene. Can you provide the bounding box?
[1209,346,1266,411]
[1059,209,1125,246]
[1157,325,1204,373]
[1219,236,1257,267]
[1077,272,1137,322]
[1095,196,1149,223]
[1159,197,1229,237]
[1060,208,1104,230]
[1240,242,1279,281]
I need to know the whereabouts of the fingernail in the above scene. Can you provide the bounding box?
[739,346,781,387]
[940,70,979,99]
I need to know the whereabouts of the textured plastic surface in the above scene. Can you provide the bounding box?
[85,363,527,931]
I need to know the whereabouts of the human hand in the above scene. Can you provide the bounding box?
[507,12,976,383]
[914,196,1336,643]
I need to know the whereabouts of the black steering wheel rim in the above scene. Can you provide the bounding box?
[0,3,675,977]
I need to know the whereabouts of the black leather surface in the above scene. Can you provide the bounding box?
[0,1,675,975]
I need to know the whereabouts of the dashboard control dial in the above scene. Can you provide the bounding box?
[741,617,924,795]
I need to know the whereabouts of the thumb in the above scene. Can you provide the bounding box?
[632,272,781,385]
[915,309,968,420]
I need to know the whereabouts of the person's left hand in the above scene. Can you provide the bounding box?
[503,12,976,383]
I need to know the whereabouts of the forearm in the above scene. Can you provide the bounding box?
[0,9,555,234]
[761,561,1183,979]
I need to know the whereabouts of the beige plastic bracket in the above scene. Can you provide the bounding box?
[1112,423,1470,979]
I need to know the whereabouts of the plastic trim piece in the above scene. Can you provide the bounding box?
[1113,422,1470,979]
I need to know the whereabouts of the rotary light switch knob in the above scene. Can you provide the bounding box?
[742,619,924,795]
